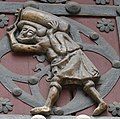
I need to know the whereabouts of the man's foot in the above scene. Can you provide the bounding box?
[30,106,51,116]
[93,102,107,116]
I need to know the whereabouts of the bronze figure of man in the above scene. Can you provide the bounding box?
[7,7,107,116]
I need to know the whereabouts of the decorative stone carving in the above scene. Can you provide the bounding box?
[0,97,13,114]
[97,18,114,33]
[0,14,9,28]
[94,0,110,5]
[108,102,120,117]
[7,7,107,116]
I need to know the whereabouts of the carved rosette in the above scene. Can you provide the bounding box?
[0,97,13,114]
[94,0,110,5]
[0,14,9,28]
[108,102,120,117]
[97,18,114,33]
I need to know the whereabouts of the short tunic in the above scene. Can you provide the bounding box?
[41,31,100,85]
[50,49,100,85]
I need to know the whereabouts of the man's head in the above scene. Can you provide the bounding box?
[17,20,47,44]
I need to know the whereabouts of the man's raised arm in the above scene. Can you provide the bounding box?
[7,26,42,54]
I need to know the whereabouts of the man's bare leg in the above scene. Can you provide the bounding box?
[30,81,61,116]
[83,80,107,116]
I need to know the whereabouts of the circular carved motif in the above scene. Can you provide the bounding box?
[0,16,119,115]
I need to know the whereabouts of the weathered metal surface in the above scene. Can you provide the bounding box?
[0,2,118,17]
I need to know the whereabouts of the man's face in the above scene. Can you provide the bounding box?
[17,25,37,44]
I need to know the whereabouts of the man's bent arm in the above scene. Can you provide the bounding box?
[7,32,42,54]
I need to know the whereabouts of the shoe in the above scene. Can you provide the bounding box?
[30,106,51,116]
[93,102,107,116]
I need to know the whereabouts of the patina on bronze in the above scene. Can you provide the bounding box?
[7,7,107,116]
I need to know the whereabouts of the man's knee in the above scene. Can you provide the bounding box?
[83,80,95,92]
[50,81,62,92]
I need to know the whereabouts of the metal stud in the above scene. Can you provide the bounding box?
[112,60,120,68]
[90,33,99,41]
[65,2,81,14]
[12,88,22,97]
[28,76,39,85]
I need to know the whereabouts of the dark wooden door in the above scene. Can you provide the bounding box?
[0,0,120,118]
